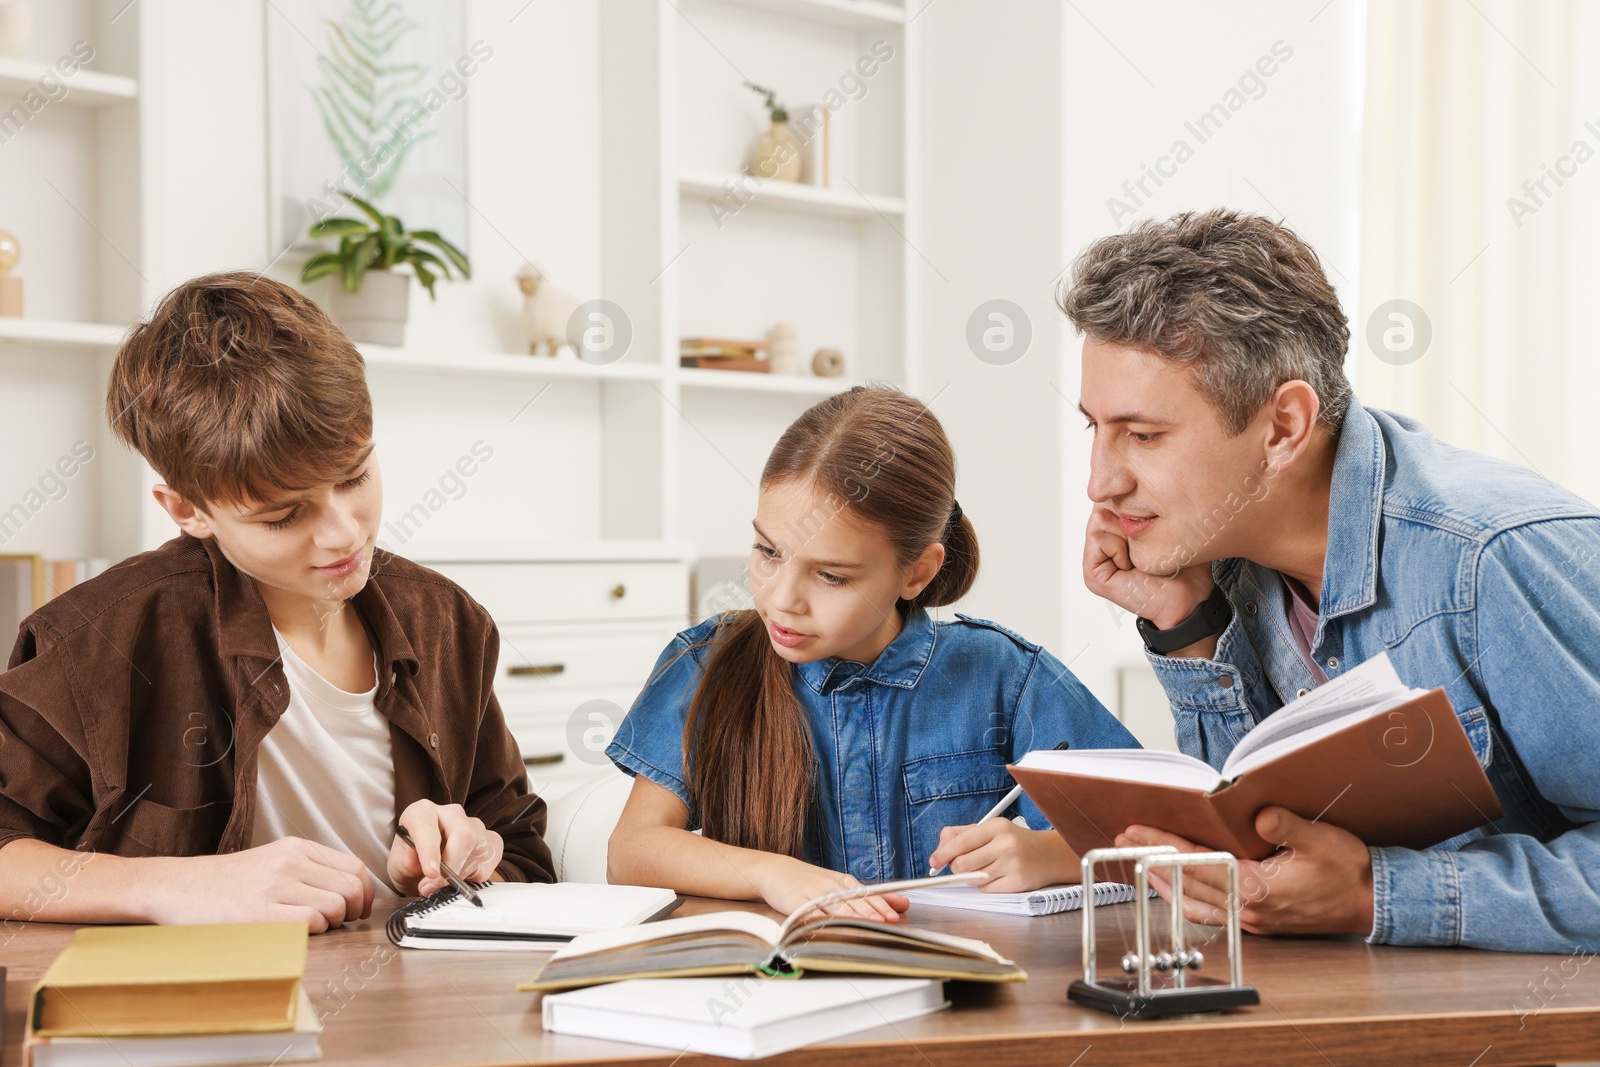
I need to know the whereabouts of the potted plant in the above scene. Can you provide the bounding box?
[743,80,802,183]
[300,192,470,346]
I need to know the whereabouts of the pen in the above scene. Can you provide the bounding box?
[396,825,484,907]
[928,740,1071,876]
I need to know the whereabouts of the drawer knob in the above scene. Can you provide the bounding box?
[610,583,627,600]
[523,752,566,766]
[507,663,566,678]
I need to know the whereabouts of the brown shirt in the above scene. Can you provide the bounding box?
[0,534,554,882]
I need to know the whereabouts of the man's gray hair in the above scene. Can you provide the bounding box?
[1058,209,1352,434]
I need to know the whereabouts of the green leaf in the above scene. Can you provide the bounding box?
[409,230,471,278]
[340,191,388,229]
[307,217,372,239]
[411,260,438,300]
[404,247,452,279]
[300,251,343,283]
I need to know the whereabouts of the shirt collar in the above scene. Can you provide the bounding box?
[205,536,419,677]
[795,606,938,695]
[1321,394,1384,620]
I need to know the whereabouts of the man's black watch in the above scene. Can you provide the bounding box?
[1137,585,1233,656]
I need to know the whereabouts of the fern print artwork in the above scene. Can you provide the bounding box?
[267,0,469,255]
[310,0,432,203]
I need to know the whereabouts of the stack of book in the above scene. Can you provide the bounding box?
[25,923,321,1067]
[679,337,770,373]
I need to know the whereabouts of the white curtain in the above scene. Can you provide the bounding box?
[1360,0,1600,506]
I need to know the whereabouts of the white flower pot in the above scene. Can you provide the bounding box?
[327,268,410,346]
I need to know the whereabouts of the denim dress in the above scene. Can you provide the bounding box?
[606,607,1137,882]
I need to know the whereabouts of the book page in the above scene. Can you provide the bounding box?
[1014,748,1222,791]
[1221,652,1419,777]
[545,909,783,960]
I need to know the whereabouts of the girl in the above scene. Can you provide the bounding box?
[606,385,1135,920]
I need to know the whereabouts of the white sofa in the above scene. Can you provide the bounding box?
[541,768,634,882]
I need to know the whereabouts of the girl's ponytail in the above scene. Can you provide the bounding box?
[913,509,980,609]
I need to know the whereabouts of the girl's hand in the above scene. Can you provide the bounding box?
[756,855,910,923]
[389,799,503,897]
[930,820,1079,894]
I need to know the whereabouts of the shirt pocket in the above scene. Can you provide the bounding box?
[105,796,234,857]
[901,749,1015,874]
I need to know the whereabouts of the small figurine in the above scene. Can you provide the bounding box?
[0,230,22,317]
[516,263,579,358]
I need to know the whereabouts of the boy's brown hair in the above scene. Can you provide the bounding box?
[106,271,372,509]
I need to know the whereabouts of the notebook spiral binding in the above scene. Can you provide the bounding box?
[384,881,492,946]
[1028,882,1135,915]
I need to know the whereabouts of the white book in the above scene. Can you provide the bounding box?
[902,881,1140,917]
[541,977,948,1060]
[26,988,320,1067]
[386,881,681,950]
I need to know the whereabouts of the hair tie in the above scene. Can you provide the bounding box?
[947,499,963,527]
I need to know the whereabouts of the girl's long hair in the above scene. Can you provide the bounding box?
[683,385,980,857]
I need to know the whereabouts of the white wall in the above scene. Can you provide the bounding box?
[1055,0,1365,739]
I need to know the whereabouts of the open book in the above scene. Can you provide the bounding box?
[519,875,1026,992]
[1010,653,1503,860]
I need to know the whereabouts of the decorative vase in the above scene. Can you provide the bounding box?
[0,3,32,59]
[327,268,410,347]
[767,322,798,374]
[748,121,803,183]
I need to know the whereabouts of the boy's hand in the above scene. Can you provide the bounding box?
[756,856,910,924]
[930,820,1079,894]
[389,799,503,897]
[154,837,374,932]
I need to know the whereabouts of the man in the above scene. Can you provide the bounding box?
[1064,209,1599,952]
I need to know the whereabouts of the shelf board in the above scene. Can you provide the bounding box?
[0,317,127,347]
[707,0,907,29]
[680,170,904,221]
[405,539,697,563]
[676,366,862,396]
[359,344,665,382]
[0,58,138,106]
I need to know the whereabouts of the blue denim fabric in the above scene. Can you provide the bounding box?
[607,608,1137,882]
[1145,395,1600,952]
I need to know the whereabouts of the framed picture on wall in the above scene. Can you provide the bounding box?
[264,0,472,258]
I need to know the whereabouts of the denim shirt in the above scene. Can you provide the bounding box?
[607,608,1136,882]
[1146,395,1600,952]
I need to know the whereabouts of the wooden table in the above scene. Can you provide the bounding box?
[6,897,1599,1066]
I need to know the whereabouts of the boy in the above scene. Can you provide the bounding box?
[0,272,552,933]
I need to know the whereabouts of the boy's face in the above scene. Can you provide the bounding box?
[748,478,940,665]
[163,445,383,610]
[1079,338,1274,574]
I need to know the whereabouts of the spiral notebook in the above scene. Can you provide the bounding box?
[901,881,1140,917]
[386,882,681,950]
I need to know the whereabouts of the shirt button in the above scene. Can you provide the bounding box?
[1243,601,1258,616]
[1218,674,1234,688]
[429,732,440,749]
[1326,657,1339,670]
[1296,687,1310,698]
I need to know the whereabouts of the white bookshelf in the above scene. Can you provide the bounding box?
[679,168,905,220]
[0,56,136,105]
[0,317,127,347]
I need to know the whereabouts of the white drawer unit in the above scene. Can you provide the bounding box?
[425,560,688,624]
[418,550,693,804]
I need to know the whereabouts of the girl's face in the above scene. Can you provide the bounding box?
[749,478,944,665]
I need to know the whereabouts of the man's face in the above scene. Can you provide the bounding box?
[1079,339,1276,574]
[195,445,384,609]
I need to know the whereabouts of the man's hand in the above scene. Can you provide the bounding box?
[1117,807,1375,936]
[929,820,1079,893]
[389,799,503,897]
[1083,506,1215,631]
[152,837,374,933]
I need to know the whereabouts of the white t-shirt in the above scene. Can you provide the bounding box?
[250,629,399,898]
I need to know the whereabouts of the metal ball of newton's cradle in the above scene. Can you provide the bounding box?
[1120,949,1205,974]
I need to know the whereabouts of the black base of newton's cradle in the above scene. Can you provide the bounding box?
[1068,977,1261,1020]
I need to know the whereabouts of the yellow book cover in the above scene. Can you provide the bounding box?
[30,923,308,1038]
